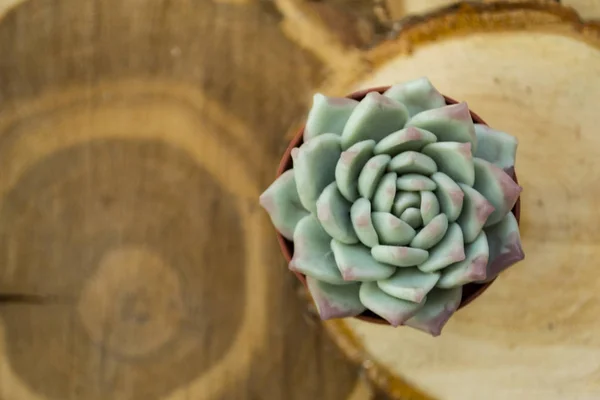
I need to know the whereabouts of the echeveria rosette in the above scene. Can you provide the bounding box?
[260,77,524,336]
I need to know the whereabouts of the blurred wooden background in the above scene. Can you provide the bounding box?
[0,1,597,400]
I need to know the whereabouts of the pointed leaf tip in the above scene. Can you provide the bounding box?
[473,158,522,227]
[294,133,342,213]
[474,124,518,171]
[437,231,489,288]
[383,77,446,117]
[341,92,409,150]
[304,94,358,141]
[335,140,376,201]
[359,282,425,326]
[404,287,462,336]
[259,169,309,240]
[290,215,346,284]
[481,212,524,282]
[306,277,365,320]
[377,268,440,303]
[331,240,395,281]
[406,101,477,151]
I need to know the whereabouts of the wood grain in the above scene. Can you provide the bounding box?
[318,1,600,399]
[0,0,380,399]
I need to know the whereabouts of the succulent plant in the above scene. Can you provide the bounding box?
[260,77,524,336]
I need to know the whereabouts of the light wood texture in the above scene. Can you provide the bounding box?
[0,0,387,399]
[318,2,600,399]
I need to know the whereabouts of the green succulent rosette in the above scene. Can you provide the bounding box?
[260,78,524,336]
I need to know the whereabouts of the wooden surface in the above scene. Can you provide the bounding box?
[0,0,385,399]
[317,1,600,400]
[0,0,599,400]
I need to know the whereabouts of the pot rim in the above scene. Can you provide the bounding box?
[274,85,521,325]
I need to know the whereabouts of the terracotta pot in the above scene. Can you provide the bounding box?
[275,86,521,325]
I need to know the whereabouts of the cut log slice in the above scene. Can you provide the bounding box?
[322,2,600,400]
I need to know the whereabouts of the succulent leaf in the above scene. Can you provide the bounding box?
[331,240,396,281]
[358,154,391,199]
[481,212,524,282]
[422,142,475,186]
[397,174,437,191]
[377,268,441,303]
[372,172,397,213]
[420,191,440,225]
[392,192,421,218]
[457,183,495,243]
[417,223,465,272]
[304,94,359,141]
[383,77,447,117]
[316,182,358,244]
[437,231,489,288]
[430,172,464,222]
[290,215,346,284]
[474,124,518,172]
[341,92,409,150]
[259,169,309,240]
[359,282,425,326]
[404,287,462,336]
[473,158,522,226]
[371,245,429,267]
[388,151,438,175]
[400,207,422,229]
[406,102,477,151]
[374,127,438,156]
[410,214,449,250]
[294,133,342,213]
[351,198,379,247]
[372,212,417,246]
[336,140,376,202]
[307,276,365,319]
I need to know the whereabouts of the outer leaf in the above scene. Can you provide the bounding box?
[417,223,466,272]
[341,92,409,150]
[351,198,379,247]
[316,182,358,244]
[374,127,437,156]
[410,214,448,250]
[372,212,417,246]
[422,142,475,186]
[358,154,391,200]
[335,140,376,201]
[372,172,397,213]
[431,172,464,222]
[473,158,522,226]
[474,124,518,172]
[405,102,477,151]
[294,133,342,213]
[306,277,365,320]
[457,183,495,243]
[377,268,440,303]
[392,192,421,218]
[359,282,425,327]
[371,246,428,267]
[404,287,462,336]
[290,215,346,284]
[396,174,436,191]
[304,94,358,141]
[259,169,309,240]
[331,240,395,281]
[481,212,524,282]
[437,231,489,288]
[383,77,447,117]
[388,151,438,175]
